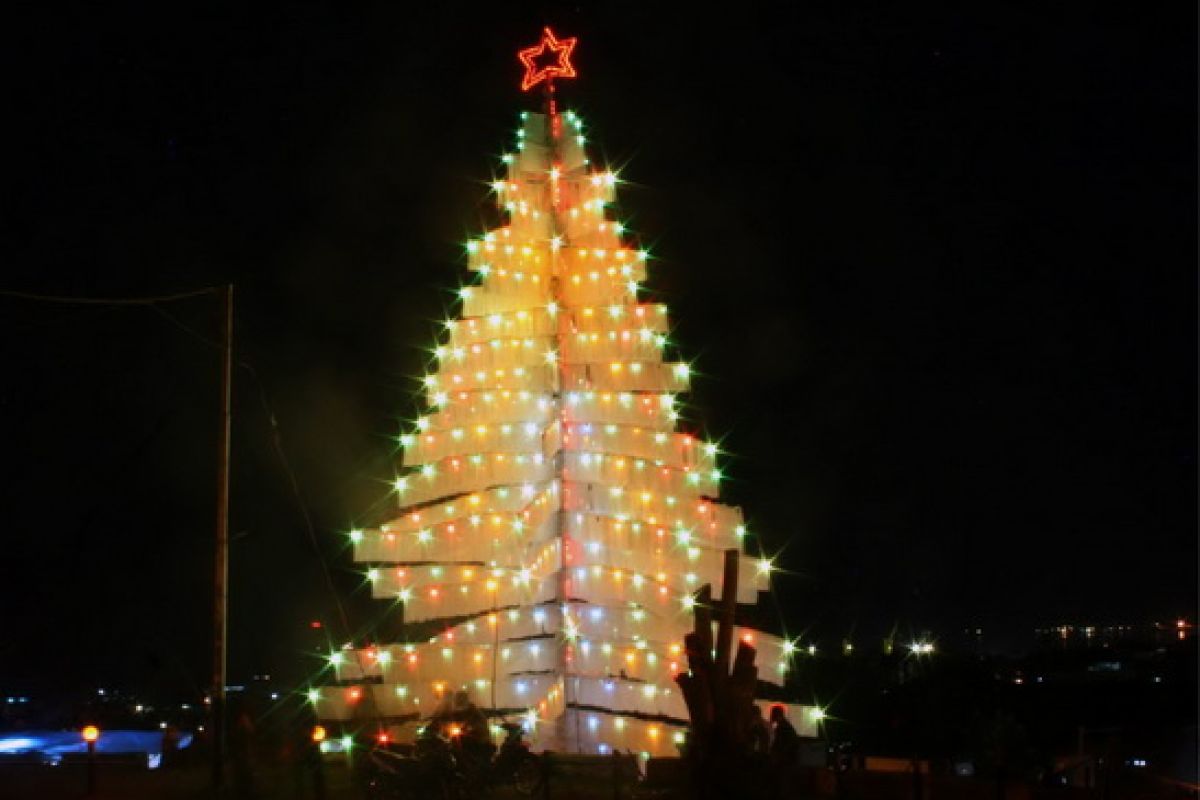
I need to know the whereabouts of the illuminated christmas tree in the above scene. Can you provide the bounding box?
[314,28,814,759]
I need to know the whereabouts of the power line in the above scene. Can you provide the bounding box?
[9,282,388,719]
[151,302,381,672]
[0,287,219,305]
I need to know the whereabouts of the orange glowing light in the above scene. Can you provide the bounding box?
[518,27,577,92]
[81,725,100,743]
[448,724,463,738]
[311,725,326,743]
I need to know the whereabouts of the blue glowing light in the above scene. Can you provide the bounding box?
[0,730,192,769]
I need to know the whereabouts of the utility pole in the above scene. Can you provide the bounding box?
[212,284,233,790]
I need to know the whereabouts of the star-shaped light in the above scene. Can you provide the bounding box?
[518,27,577,92]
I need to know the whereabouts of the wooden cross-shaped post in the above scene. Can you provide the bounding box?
[675,549,764,798]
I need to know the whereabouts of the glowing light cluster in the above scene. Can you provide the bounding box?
[319,102,790,757]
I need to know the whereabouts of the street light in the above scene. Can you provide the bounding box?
[81,725,100,797]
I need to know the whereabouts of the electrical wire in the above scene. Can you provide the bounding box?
[5,284,391,725]
[148,302,390,724]
[0,287,219,305]
[147,304,362,642]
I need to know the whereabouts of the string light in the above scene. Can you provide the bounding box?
[321,62,796,758]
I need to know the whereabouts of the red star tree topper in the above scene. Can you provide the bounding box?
[518,27,577,91]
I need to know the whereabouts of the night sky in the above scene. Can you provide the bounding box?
[1,4,1194,699]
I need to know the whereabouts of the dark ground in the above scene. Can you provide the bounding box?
[0,761,353,800]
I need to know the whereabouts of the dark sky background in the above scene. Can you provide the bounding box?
[0,3,1194,700]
